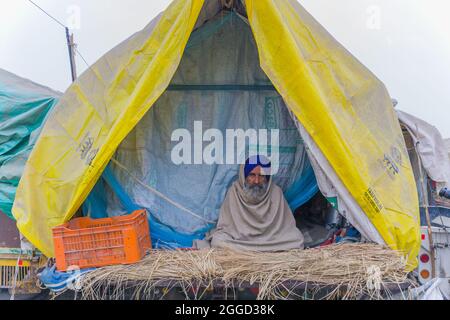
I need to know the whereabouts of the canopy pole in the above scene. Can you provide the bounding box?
[65,27,77,82]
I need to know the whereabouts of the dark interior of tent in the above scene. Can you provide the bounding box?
[82,8,358,249]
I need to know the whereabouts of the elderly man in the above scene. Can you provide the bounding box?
[195,155,304,251]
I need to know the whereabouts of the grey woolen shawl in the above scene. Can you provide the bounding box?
[194,164,305,251]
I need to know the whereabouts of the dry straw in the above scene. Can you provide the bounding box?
[78,243,416,300]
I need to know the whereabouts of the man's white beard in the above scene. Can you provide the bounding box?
[243,182,269,202]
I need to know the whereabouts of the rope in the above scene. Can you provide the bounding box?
[74,47,91,68]
[27,0,92,70]
[9,252,22,301]
[221,0,235,9]
[234,9,250,26]
[110,158,216,225]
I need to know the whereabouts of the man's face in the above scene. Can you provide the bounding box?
[243,166,269,202]
[246,166,268,187]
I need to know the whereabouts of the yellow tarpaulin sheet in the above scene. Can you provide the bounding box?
[12,0,206,257]
[245,0,420,267]
[13,0,420,267]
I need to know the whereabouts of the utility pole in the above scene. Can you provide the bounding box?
[65,27,77,82]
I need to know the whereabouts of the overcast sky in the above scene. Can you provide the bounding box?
[1,0,449,137]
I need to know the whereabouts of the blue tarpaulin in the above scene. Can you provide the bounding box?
[84,161,318,249]
[0,69,60,219]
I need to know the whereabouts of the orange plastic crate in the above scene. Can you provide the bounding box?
[53,210,151,271]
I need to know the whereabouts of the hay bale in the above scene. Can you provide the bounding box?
[78,244,416,300]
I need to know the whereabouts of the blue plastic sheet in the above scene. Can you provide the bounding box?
[84,162,318,249]
[285,161,319,211]
[38,265,94,293]
[83,164,213,248]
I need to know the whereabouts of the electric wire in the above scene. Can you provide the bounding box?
[27,0,67,29]
[27,0,92,68]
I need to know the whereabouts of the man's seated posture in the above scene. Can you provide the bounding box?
[195,155,304,251]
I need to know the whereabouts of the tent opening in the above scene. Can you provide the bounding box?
[80,10,361,249]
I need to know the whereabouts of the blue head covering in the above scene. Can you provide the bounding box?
[244,155,271,178]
